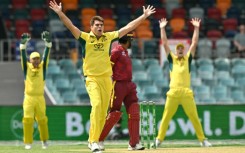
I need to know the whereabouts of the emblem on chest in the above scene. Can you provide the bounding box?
[94,43,104,51]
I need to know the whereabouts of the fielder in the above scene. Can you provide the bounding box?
[20,31,52,150]
[49,0,155,152]
[154,18,212,147]
[99,33,145,151]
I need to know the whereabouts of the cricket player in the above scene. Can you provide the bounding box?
[49,0,155,152]
[20,31,52,150]
[98,33,144,151]
[153,18,212,147]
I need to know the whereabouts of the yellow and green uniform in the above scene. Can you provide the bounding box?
[157,51,206,142]
[20,46,50,144]
[78,31,119,143]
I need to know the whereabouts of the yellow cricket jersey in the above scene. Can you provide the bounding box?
[78,31,119,76]
[168,51,192,88]
[20,47,50,96]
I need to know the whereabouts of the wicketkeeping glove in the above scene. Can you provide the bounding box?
[41,31,52,47]
[20,33,31,45]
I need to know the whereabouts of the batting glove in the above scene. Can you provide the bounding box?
[41,31,52,47]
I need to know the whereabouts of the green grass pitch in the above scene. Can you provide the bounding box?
[0,140,245,153]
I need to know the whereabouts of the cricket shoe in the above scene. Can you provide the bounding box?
[151,139,162,148]
[88,142,91,149]
[128,143,145,151]
[88,142,101,152]
[98,141,105,151]
[200,139,212,147]
[42,141,48,149]
[25,144,32,150]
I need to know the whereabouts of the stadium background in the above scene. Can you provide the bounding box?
[0,0,244,144]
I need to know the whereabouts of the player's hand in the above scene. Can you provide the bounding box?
[159,18,168,29]
[41,31,51,43]
[190,18,201,28]
[20,33,31,44]
[42,31,52,47]
[238,46,243,51]
[49,0,62,14]
[143,5,156,18]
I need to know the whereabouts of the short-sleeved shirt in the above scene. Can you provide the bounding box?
[111,45,132,81]
[78,31,119,76]
[20,48,50,96]
[168,51,192,88]
[234,33,245,46]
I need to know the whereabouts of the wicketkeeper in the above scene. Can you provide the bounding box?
[20,31,52,150]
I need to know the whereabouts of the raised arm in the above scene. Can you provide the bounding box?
[49,0,81,39]
[118,5,155,38]
[19,33,30,73]
[159,18,171,55]
[189,18,201,57]
[41,31,52,68]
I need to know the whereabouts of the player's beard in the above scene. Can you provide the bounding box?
[128,41,132,48]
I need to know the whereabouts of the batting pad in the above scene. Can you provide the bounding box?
[37,117,49,141]
[22,117,34,144]
[99,111,122,141]
[128,103,140,147]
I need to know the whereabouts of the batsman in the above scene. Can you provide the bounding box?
[20,31,52,150]
[98,33,145,151]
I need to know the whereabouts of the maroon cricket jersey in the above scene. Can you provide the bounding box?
[111,45,132,81]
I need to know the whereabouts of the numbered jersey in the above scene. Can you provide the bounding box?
[20,47,50,96]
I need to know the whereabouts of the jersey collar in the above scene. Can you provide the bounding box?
[89,31,106,38]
